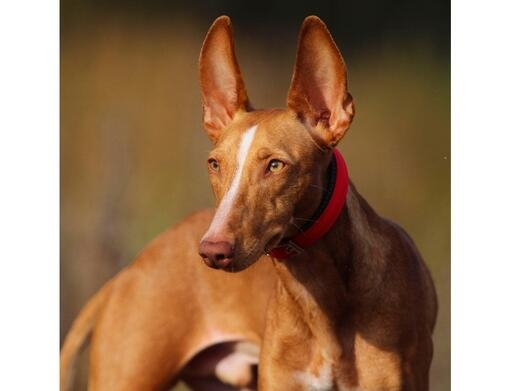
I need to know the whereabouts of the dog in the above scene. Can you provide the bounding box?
[197,15,437,390]
[61,15,437,391]
[60,209,276,390]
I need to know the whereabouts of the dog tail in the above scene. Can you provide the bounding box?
[60,278,114,391]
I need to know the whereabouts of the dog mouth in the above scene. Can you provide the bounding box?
[214,246,261,273]
[215,233,284,273]
[200,226,286,272]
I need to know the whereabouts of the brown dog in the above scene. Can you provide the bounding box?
[61,15,437,391]
[197,16,437,390]
[60,209,276,390]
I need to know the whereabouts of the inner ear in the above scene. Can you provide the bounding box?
[287,16,355,148]
[199,16,251,143]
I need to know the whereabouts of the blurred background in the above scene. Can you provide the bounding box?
[61,0,450,389]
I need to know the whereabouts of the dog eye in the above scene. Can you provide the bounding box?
[208,159,220,172]
[267,159,285,173]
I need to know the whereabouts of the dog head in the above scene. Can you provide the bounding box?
[198,16,354,271]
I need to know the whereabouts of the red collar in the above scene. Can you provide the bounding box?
[268,149,349,260]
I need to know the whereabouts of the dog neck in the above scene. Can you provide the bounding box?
[271,181,390,344]
[269,149,349,259]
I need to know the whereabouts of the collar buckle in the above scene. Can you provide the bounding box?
[282,240,304,256]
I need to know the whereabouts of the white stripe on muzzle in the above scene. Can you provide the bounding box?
[204,125,258,238]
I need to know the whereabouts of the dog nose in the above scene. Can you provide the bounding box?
[199,240,234,269]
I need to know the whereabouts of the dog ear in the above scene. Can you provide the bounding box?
[199,16,250,143]
[287,16,354,148]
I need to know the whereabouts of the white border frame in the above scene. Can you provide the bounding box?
[452,0,510,389]
[0,0,59,389]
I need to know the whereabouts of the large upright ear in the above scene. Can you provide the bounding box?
[287,16,354,148]
[199,16,250,143]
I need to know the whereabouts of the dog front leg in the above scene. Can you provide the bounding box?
[258,285,322,391]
